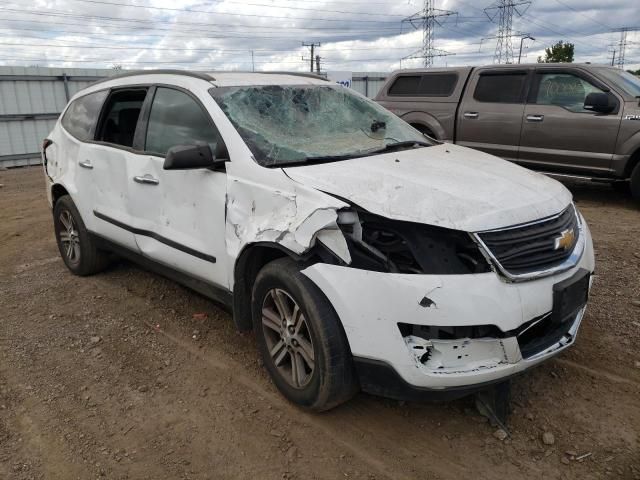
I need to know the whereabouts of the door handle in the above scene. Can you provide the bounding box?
[526,114,545,122]
[133,174,159,185]
[78,160,93,169]
[464,112,479,119]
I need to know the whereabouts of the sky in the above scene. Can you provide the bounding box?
[0,0,638,72]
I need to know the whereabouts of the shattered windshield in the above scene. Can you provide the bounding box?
[210,84,431,167]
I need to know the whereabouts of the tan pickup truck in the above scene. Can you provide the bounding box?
[375,63,640,200]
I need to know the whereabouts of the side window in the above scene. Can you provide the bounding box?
[474,73,527,103]
[61,90,108,141]
[145,87,219,156]
[534,73,605,113]
[96,89,147,148]
[388,74,458,97]
[388,76,421,96]
[418,73,458,96]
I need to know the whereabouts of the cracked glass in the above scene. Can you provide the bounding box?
[210,84,430,166]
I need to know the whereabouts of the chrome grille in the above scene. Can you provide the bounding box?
[477,206,580,276]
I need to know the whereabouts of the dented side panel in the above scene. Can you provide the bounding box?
[224,162,348,289]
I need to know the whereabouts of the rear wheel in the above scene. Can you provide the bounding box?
[252,258,358,411]
[53,195,109,276]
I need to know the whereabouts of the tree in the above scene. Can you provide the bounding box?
[538,41,575,63]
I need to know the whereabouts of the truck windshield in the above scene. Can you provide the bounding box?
[210,84,431,167]
[598,68,640,97]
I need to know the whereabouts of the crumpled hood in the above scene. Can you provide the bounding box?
[283,143,572,232]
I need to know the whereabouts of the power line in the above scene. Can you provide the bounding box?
[61,0,411,19]
[552,0,612,30]
[402,0,458,67]
[485,0,531,64]
[0,2,402,25]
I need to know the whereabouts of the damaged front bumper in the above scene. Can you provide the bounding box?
[300,222,595,399]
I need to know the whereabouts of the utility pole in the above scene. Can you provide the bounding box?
[401,0,457,67]
[250,50,255,72]
[517,34,535,63]
[485,0,531,64]
[315,55,321,74]
[302,42,320,73]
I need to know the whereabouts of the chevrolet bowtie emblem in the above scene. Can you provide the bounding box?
[554,229,575,251]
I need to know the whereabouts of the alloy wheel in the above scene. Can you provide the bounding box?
[261,288,315,389]
[58,209,81,264]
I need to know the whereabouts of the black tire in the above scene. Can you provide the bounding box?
[53,195,109,276]
[252,258,358,411]
[631,163,640,202]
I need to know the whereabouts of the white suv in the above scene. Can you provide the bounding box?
[43,70,595,410]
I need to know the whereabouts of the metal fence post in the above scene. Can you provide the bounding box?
[62,72,70,102]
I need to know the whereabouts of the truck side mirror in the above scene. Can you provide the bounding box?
[163,142,228,171]
[584,92,615,114]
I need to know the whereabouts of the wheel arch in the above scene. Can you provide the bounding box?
[232,240,342,331]
[399,111,446,140]
[232,243,302,331]
[51,183,70,207]
[625,147,640,178]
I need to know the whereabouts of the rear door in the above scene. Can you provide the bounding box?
[456,68,530,162]
[57,89,108,231]
[126,86,229,287]
[89,87,149,251]
[518,68,622,174]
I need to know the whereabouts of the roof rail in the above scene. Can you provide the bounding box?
[205,70,328,82]
[260,71,328,81]
[89,69,214,87]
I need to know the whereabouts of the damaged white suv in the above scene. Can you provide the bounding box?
[43,70,594,410]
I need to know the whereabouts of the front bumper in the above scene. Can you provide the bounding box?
[301,220,595,396]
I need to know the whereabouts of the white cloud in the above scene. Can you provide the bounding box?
[0,0,638,71]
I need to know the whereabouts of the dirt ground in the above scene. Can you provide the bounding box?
[0,166,638,480]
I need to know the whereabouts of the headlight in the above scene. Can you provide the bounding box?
[337,208,490,275]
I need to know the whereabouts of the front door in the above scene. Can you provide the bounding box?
[518,69,622,174]
[456,69,530,162]
[127,86,229,288]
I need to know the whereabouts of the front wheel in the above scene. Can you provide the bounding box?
[252,258,358,411]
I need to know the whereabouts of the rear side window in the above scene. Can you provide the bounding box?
[474,73,527,103]
[145,87,219,156]
[61,90,108,141]
[96,89,147,148]
[388,73,458,97]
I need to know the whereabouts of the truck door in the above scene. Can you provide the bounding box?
[456,69,529,162]
[518,68,621,174]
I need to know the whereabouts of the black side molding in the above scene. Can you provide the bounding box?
[92,233,232,309]
[93,210,216,264]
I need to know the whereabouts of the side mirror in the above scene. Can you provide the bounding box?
[163,142,228,171]
[584,92,615,114]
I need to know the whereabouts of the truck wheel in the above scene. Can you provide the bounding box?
[53,195,110,276]
[631,163,640,202]
[252,258,358,411]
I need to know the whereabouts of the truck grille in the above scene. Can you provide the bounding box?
[477,206,579,276]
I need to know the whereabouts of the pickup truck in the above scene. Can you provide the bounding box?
[375,63,640,200]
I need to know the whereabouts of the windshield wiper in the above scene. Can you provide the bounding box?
[277,141,432,168]
[365,140,431,155]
